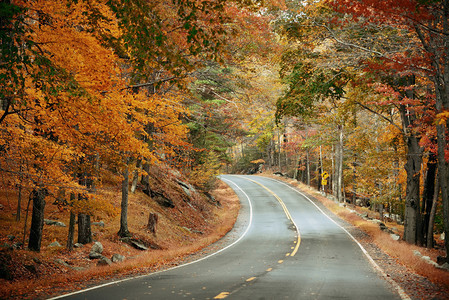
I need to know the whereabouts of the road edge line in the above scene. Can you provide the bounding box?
[48,176,253,300]
[264,176,411,300]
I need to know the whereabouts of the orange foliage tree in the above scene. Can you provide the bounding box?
[0,0,191,249]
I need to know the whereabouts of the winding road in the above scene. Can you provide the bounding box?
[52,175,405,300]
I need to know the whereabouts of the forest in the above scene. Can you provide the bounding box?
[0,0,449,291]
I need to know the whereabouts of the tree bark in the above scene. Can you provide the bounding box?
[396,76,423,245]
[28,188,47,251]
[427,177,440,249]
[77,212,92,244]
[130,159,142,193]
[403,133,422,244]
[436,121,449,257]
[336,125,344,202]
[147,212,158,235]
[118,165,131,238]
[67,210,76,251]
[141,160,150,195]
[413,0,449,258]
[16,183,22,222]
[420,155,437,246]
[306,150,310,186]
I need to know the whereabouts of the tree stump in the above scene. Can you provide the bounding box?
[147,213,158,235]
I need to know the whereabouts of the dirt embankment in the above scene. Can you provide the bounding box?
[0,171,240,300]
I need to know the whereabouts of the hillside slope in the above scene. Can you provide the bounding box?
[0,168,239,299]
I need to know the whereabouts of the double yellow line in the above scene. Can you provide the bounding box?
[242,177,301,257]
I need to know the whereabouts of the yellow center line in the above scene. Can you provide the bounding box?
[214,292,230,299]
[242,177,301,256]
[278,260,284,264]
[266,268,272,271]
[246,277,256,282]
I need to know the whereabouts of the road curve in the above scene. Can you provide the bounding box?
[51,175,403,300]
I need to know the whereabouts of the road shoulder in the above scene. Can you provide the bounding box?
[263,174,448,300]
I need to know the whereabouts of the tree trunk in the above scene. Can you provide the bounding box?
[432,52,449,257]
[16,183,22,222]
[306,150,310,186]
[434,61,449,258]
[141,161,150,195]
[130,159,142,193]
[420,155,437,246]
[28,188,47,251]
[336,126,344,202]
[395,76,423,245]
[77,212,92,244]
[403,134,422,244]
[118,165,131,238]
[147,212,158,235]
[67,210,76,251]
[427,177,440,249]
[436,121,449,257]
[278,130,282,172]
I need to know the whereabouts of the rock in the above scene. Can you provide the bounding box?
[92,221,105,227]
[111,254,125,263]
[74,243,84,248]
[413,250,422,257]
[12,242,23,249]
[91,241,103,254]
[437,262,449,271]
[355,199,362,206]
[130,240,148,251]
[379,222,387,231]
[119,237,131,243]
[33,257,42,264]
[274,171,284,176]
[205,192,221,207]
[120,237,159,250]
[54,259,70,267]
[97,257,112,266]
[181,226,192,233]
[437,256,448,265]
[0,262,13,280]
[89,241,103,259]
[89,252,103,259]
[441,232,445,241]
[176,180,195,197]
[48,241,62,247]
[24,264,37,274]
[44,219,66,227]
[390,234,400,241]
[422,256,439,267]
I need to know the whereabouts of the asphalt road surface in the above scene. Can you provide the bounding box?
[52,175,404,300]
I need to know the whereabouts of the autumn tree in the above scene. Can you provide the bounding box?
[272,0,447,254]
[0,0,189,248]
[327,0,449,259]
